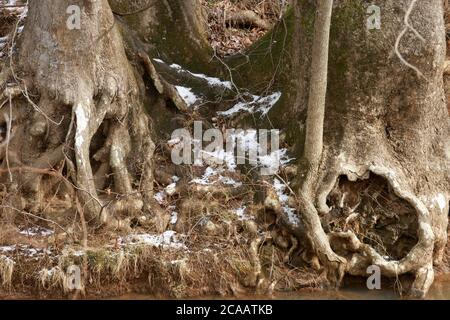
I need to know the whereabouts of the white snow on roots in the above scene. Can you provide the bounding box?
[175,86,198,107]
[151,58,282,117]
[273,178,300,226]
[152,58,233,108]
[217,92,282,118]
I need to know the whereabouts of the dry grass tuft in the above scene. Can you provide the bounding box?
[0,256,13,288]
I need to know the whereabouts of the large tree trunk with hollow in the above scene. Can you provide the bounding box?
[224,0,450,297]
[0,0,210,229]
[0,0,448,298]
[288,0,449,297]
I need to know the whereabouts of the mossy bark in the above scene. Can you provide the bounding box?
[226,0,450,297]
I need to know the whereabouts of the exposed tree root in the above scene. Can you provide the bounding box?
[297,193,346,288]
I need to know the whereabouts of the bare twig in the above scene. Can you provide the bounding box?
[394,0,426,79]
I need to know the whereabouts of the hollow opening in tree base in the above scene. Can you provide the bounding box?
[325,173,419,261]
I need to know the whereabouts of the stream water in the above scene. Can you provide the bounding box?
[116,278,450,300]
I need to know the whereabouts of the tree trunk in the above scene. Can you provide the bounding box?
[8,0,152,226]
[317,0,446,297]
[109,0,212,71]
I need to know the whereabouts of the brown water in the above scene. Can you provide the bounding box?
[116,278,450,300]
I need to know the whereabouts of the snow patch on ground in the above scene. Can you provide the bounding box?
[230,130,294,174]
[154,191,166,204]
[200,148,238,171]
[273,178,300,226]
[175,86,198,107]
[259,148,295,175]
[154,176,180,204]
[190,166,218,185]
[165,182,177,196]
[122,231,186,250]
[0,244,52,260]
[20,245,52,258]
[170,211,178,225]
[217,92,281,118]
[72,250,85,257]
[190,166,242,187]
[19,226,54,237]
[194,130,293,175]
[219,176,242,186]
[0,245,16,253]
